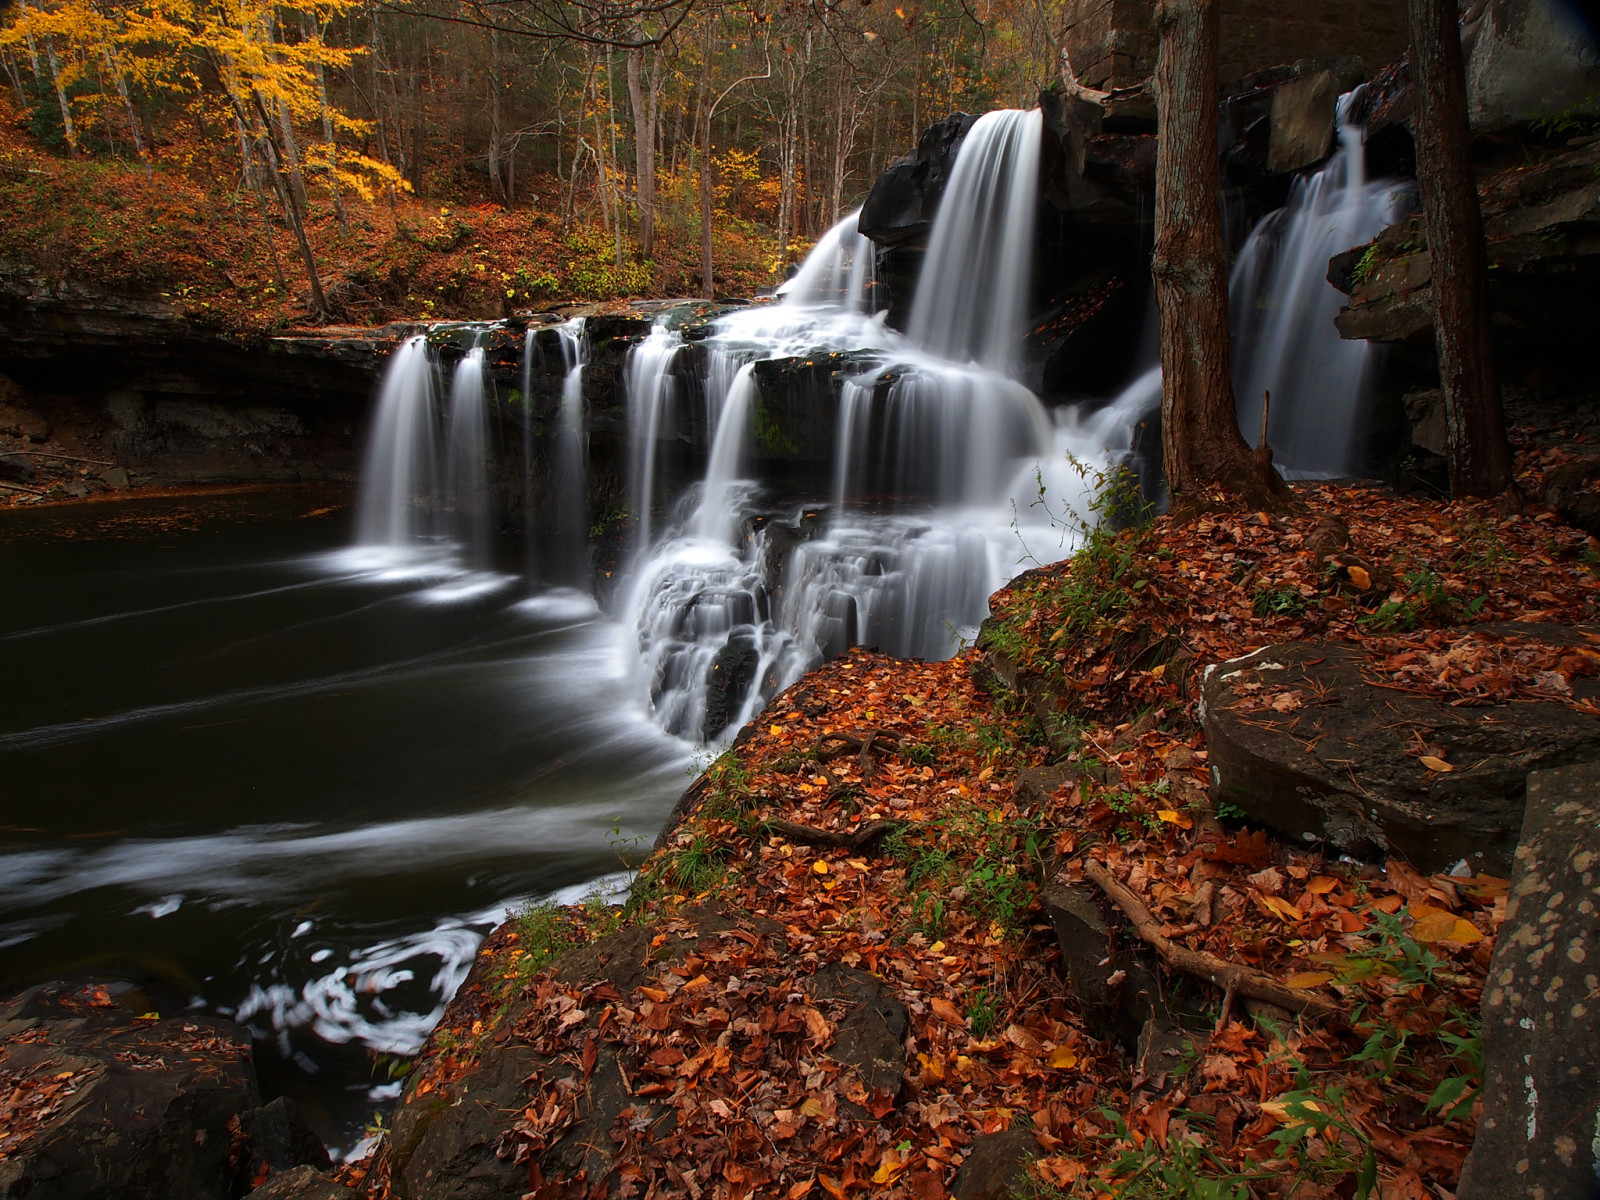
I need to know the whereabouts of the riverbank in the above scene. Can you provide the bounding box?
[349,459,1600,1199]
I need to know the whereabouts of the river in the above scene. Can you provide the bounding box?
[0,484,691,1151]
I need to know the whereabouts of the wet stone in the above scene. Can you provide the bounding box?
[1458,761,1600,1200]
[949,1129,1038,1200]
[1201,632,1600,874]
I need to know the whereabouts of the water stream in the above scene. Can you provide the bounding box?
[0,96,1395,1155]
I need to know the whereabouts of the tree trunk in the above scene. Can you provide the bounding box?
[42,36,76,153]
[1406,0,1513,497]
[251,90,329,320]
[626,38,660,259]
[306,15,347,230]
[700,101,715,298]
[487,27,508,206]
[1151,0,1282,509]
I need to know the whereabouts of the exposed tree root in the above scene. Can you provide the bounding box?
[759,818,901,852]
[1084,859,1340,1022]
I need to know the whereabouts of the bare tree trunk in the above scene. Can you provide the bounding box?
[104,46,151,181]
[1151,0,1282,509]
[487,27,508,206]
[42,36,76,153]
[2,47,27,105]
[306,15,348,230]
[1406,0,1512,497]
[250,90,329,320]
[700,97,715,298]
[626,36,660,259]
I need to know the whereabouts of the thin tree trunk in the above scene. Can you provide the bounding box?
[487,28,507,205]
[2,47,27,105]
[16,0,41,79]
[251,90,329,319]
[307,14,348,229]
[626,37,660,259]
[1151,0,1281,509]
[1406,0,1512,497]
[700,99,714,297]
[42,36,75,153]
[104,47,151,180]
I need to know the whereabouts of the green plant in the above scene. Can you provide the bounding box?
[1253,585,1308,618]
[1349,242,1380,289]
[966,987,997,1040]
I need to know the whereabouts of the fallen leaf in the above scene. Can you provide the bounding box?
[1046,1046,1078,1069]
[1347,565,1372,589]
[1410,905,1483,944]
[1418,755,1453,773]
[1286,970,1335,989]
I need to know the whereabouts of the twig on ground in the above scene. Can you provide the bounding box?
[1084,859,1340,1021]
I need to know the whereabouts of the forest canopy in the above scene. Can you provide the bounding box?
[0,0,1072,319]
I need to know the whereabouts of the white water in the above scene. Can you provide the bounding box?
[552,319,590,584]
[618,118,1146,743]
[1229,102,1405,477]
[356,336,438,550]
[907,109,1043,373]
[443,348,491,566]
[776,209,878,312]
[353,109,1157,746]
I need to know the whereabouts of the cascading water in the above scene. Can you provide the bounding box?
[777,209,878,312]
[551,320,590,585]
[352,110,1151,745]
[619,115,1140,743]
[356,336,439,552]
[443,348,491,567]
[906,108,1043,373]
[626,325,685,553]
[1229,100,1406,477]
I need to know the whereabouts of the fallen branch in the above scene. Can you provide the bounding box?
[0,480,45,495]
[760,818,900,852]
[5,450,117,468]
[1083,859,1340,1021]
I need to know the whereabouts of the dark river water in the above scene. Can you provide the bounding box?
[0,485,692,1152]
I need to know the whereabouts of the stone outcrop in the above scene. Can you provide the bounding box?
[1200,631,1600,875]
[1458,761,1600,1200]
[1334,134,1600,386]
[1465,0,1600,134]
[1056,0,1407,91]
[0,978,327,1200]
[382,903,914,1198]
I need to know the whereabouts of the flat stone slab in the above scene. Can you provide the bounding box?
[1459,761,1600,1200]
[1201,628,1600,874]
[0,978,295,1200]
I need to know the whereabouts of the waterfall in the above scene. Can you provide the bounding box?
[626,325,685,553]
[356,336,438,552]
[351,110,1156,746]
[552,320,590,585]
[693,364,756,544]
[907,109,1043,373]
[521,327,539,579]
[778,209,877,312]
[1230,102,1405,477]
[443,348,491,567]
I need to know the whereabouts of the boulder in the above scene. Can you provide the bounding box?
[0,978,276,1200]
[804,962,909,1103]
[0,401,50,442]
[1403,388,1448,457]
[1267,69,1339,174]
[1201,632,1600,875]
[242,1165,357,1200]
[857,113,979,247]
[1457,761,1600,1200]
[949,1128,1039,1200]
[1039,882,1161,1047]
[385,907,793,1200]
[1466,0,1600,134]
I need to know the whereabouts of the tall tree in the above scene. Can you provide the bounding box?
[1406,0,1513,497]
[1150,0,1283,509]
